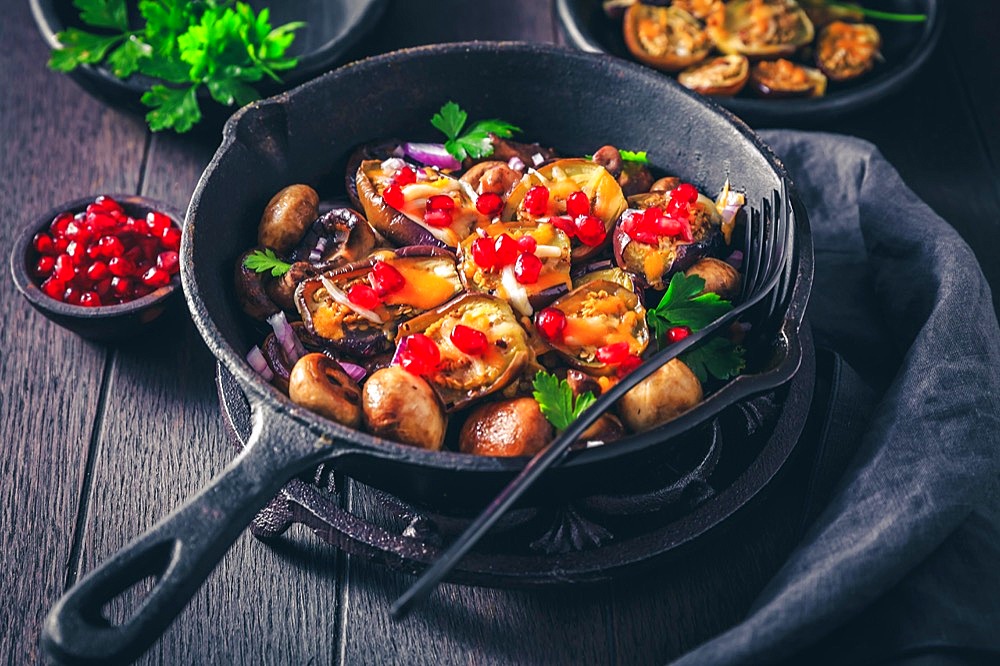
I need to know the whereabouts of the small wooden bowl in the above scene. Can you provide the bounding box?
[10,194,184,342]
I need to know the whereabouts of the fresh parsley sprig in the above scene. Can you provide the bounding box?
[48,0,305,133]
[532,370,596,432]
[431,101,522,162]
[584,149,650,165]
[680,337,746,383]
[244,248,290,277]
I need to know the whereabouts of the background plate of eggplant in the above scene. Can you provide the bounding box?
[557,0,943,125]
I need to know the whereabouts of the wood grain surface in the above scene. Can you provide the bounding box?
[2,1,998,664]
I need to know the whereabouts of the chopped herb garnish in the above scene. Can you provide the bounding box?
[620,150,649,165]
[431,101,521,162]
[647,273,733,340]
[532,370,596,432]
[244,248,290,277]
[680,337,746,383]
[828,3,927,22]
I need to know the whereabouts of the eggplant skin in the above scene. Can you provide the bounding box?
[345,140,401,210]
[355,162,445,248]
[235,248,280,320]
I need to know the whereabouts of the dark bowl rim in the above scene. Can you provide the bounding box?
[555,0,945,122]
[11,193,183,319]
[182,40,811,473]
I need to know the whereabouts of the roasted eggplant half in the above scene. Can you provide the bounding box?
[707,0,815,58]
[295,247,462,357]
[623,4,713,73]
[749,58,828,98]
[816,21,881,82]
[290,207,377,268]
[677,54,751,97]
[397,293,533,412]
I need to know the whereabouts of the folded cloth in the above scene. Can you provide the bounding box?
[671,131,1000,666]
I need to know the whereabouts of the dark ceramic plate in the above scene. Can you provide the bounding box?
[557,0,943,125]
[30,0,389,125]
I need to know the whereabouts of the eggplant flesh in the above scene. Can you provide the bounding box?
[290,207,377,268]
[707,0,815,58]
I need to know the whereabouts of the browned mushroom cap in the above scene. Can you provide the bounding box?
[265,261,316,313]
[459,397,554,457]
[617,358,703,431]
[684,257,741,300]
[362,366,447,450]
[259,184,320,254]
[288,353,363,428]
[649,176,682,193]
[235,248,280,320]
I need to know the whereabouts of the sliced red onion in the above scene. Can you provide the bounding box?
[308,237,329,263]
[531,152,545,167]
[726,250,744,269]
[402,142,462,171]
[508,156,526,172]
[390,337,408,366]
[391,144,406,158]
[267,311,306,363]
[339,361,367,382]
[246,346,274,381]
[380,157,407,175]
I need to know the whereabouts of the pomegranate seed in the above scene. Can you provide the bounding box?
[66,241,89,266]
[514,251,543,284]
[617,354,643,378]
[596,341,630,364]
[667,326,692,343]
[86,261,110,281]
[53,254,75,282]
[92,195,123,213]
[523,185,549,217]
[382,183,404,210]
[666,197,689,219]
[108,256,136,278]
[516,235,537,254]
[623,209,662,245]
[64,220,91,242]
[550,216,576,238]
[95,235,125,258]
[426,194,455,211]
[87,211,118,234]
[397,333,440,376]
[393,166,417,186]
[347,283,381,310]
[566,191,590,218]
[493,233,519,267]
[79,292,101,307]
[63,286,83,305]
[423,209,453,228]
[574,215,607,247]
[471,236,498,270]
[41,277,66,301]
[53,237,69,253]
[35,256,56,278]
[49,212,72,237]
[535,307,567,341]
[476,192,504,216]
[160,227,181,251]
[124,246,144,264]
[157,251,179,274]
[146,211,172,236]
[672,182,699,204]
[656,215,685,237]
[95,278,112,297]
[141,267,171,288]
[33,232,55,255]
[369,261,405,296]
[450,324,488,356]
[111,277,131,298]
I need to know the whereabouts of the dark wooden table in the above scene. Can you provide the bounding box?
[3,1,998,663]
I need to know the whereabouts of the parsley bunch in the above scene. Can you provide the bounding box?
[49,0,305,133]
[431,102,522,162]
[532,371,596,432]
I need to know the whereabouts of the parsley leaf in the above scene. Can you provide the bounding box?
[647,273,733,340]
[680,337,746,383]
[48,29,124,72]
[75,0,129,31]
[142,84,200,133]
[431,101,467,140]
[532,370,596,432]
[106,35,152,78]
[430,102,521,162]
[243,248,291,277]
[620,150,649,165]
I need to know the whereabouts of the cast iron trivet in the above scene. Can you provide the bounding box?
[216,325,814,587]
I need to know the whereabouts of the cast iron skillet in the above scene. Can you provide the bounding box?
[557,0,944,126]
[43,42,812,664]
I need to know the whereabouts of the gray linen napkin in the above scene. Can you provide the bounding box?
[671,131,1000,665]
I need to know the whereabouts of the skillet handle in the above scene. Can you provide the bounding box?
[41,404,334,665]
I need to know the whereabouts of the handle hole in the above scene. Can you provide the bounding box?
[85,540,177,627]
[102,574,160,625]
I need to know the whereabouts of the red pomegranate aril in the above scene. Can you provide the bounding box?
[86,261,109,281]
[426,194,455,211]
[63,286,83,305]
[141,267,171,288]
[79,292,101,307]
[65,241,89,266]
[596,341,630,364]
[108,257,136,278]
[347,283,381,310]
[49,213,72,237]
[550,216,576,238]
[35,256,56,278]
[493,233,519,267]
[156,251,179,274]
[95,235,126,258]
[574,215,607,247]
[33,232,56,255]
[53,254,75,282]
[666,197,689,218]
[369,261,406,296]
[397,333,440,376]
[667,326,692,343]
[656,215,685,237]
[161,227,181,251]
[393,166,417,187]
[514,251,543,284]
[450,324,488,356]
[672,182,699,204]
[471,236,498,270]
[382,183,405,210]
[111,276,131,298]
[92,195,123,214]
[523,185,549,217]
[53,237,69,253]
[146,211,172,236]
[535,307,567,341]
[423,209,453,228]
[475,192,504,217]
[566,191,590,218]
[617,354,643,378]
[516,234,537,254]
[41,277,66,301]
[95,278,112,297]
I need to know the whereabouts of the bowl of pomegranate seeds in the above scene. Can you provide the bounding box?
[10,193,183,341]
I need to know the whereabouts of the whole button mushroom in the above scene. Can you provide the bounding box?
[459,397,554,457]
[288,353,363,428]
[684,257,742,300]
[258,184,320,254]
[362,366,447,451]
[617,358,703,431]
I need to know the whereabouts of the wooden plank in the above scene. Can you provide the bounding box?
[0,4,147,663]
